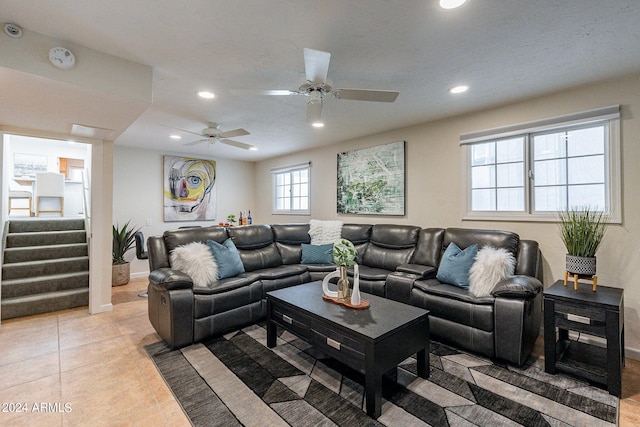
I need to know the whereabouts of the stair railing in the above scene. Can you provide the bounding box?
[81,169,91,242]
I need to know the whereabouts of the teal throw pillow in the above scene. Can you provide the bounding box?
[206,239,245,279]
[436,242,478,289]
[301,243,333,264]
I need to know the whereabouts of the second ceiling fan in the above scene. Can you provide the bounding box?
[234,48,399,124]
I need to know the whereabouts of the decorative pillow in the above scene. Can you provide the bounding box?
[300,243,334,264]
[308,219,344,245]
[206,239,245,279]
[436,242,478,289]
[469,246,516,297]
[170,242,218,287]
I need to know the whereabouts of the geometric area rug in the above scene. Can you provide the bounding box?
[145,323,618,427]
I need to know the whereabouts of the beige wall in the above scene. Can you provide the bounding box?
[112,146,257,276]
[255,74,640,357]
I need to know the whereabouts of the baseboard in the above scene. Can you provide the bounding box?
[130,271,150,279]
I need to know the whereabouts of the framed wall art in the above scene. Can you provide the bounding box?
[163,155,217,222]
[337,141,406,215]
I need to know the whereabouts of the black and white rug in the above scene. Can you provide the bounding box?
[146,324,618,426]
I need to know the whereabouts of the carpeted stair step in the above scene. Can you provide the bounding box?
[1,272,89,298]
[1,288,89,320]
[2,256,89,281]
[8,219,85,233]
[3,243,88,264]
[5,230,86,248]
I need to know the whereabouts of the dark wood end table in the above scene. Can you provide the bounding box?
[266,282,430,418]
[543,279,624,396]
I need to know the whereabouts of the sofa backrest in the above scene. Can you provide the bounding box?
[271,223,311,264]
[361,224,420,271]
[516,239,542,279]
[227,224,282,271]
[341,223,373,261]
[163,226,228,253]
[146,226,229,271]
[411,228,445,267]
[442,228,519,265]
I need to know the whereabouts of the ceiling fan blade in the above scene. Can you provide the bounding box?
[220,139,256,150]
[218,128,250,138]
[161,125,203,136]
[306,101,323,123]
[231,89,299,96]
[304,48,331,84]
[184,138,208,146]
[333,89,399,102]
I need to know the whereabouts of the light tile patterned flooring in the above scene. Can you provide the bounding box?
[0,276,638,426]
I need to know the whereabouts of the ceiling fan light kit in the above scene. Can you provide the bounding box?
[233,48,399,124]
[166,122,255,151]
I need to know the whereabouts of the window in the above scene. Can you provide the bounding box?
[462,106,621,222]
[272,162,311,214]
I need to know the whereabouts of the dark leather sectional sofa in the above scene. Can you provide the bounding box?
[147,223,543,366]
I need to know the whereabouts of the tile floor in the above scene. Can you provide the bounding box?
[0,276,638,426]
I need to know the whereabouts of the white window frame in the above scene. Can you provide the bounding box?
[271,162,311,215]
[461,105,621,223]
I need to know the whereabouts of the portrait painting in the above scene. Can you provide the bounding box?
[163,155,217,221]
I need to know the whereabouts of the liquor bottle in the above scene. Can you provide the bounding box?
[239,211,243,226]
[247,210,252,225]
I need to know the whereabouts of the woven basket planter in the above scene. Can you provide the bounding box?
[112,262,131,286]
[566,254,597,276]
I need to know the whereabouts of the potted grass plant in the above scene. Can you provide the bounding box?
[112,221,140,286]
[558,207,609,276]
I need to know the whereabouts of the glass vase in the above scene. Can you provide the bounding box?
[337,265,351,302]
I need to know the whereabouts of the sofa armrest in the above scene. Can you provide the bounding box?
[149,268,194,290]
[492,275,542,299]
[396,264,437,279]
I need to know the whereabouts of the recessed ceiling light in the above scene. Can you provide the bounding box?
[249,146,258,151]
[170,134,181,140]
[449,85,469,94]
[197,91,216,99]
[439,0,468,10]
[311,121,325,128]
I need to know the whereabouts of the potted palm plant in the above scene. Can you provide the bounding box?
[112,221,140,286]
[558,207,609,277]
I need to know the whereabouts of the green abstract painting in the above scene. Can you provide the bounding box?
[337,141,405,215]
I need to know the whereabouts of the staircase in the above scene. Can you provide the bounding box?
[1,218,89,320]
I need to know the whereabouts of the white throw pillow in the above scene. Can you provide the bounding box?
[469,246,516,297]
[309,219,344,245]
[170,242,218,287]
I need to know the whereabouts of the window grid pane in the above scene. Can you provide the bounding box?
[470,137,524,211]
[273,167,310,213]
[533,124,606,212]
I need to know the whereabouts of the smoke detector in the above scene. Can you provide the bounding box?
[4,23,23,38]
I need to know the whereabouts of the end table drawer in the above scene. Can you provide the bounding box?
[554,301,606,322]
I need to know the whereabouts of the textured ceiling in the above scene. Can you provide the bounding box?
[1,1,639,161]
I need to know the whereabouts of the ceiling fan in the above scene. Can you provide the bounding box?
[168,123,256,150]
[232,48,399,124]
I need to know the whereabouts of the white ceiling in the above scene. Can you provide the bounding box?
[1,1,639,161]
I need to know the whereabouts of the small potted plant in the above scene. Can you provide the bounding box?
[226,214,236,226]
[112,221,140,286]
[558,207,609,277]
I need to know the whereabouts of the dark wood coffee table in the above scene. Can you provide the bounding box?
[266,281,429,418]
